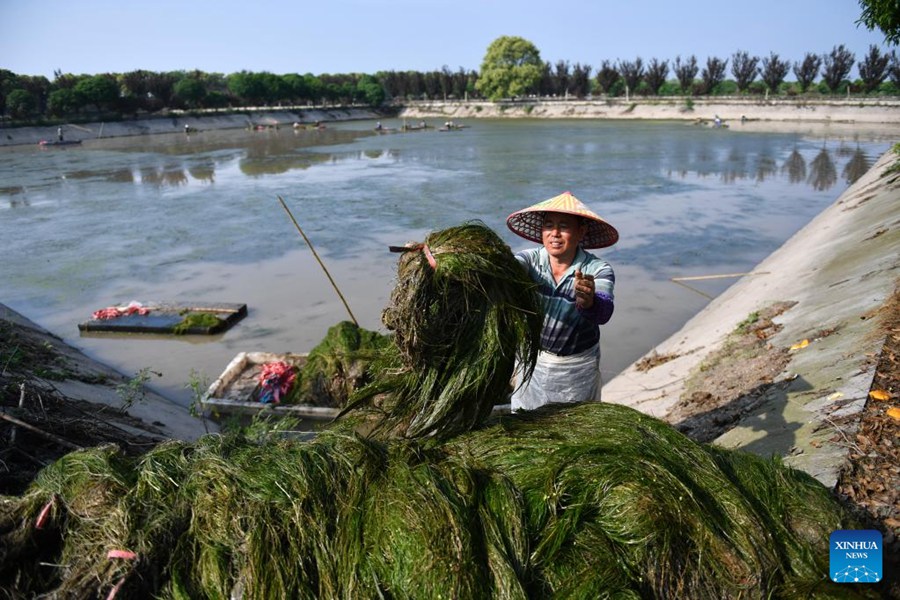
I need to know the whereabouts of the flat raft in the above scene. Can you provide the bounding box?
[78,302,247,335]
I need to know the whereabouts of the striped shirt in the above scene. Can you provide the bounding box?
[515,246,615,356]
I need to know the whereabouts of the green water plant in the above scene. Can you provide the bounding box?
[173,312,221,335]
[345,221,542,440]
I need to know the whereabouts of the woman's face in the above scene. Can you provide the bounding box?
[541,212,586,261]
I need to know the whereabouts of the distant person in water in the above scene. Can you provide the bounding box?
[506,191,618,411]
[57,126,63,142]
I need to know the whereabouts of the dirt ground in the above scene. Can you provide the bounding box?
[0,317,170,495]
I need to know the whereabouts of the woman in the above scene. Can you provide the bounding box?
[506,191,618,411]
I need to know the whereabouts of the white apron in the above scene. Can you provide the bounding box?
[510,343,601,412]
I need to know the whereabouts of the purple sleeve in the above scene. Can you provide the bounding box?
[577,291,614,325]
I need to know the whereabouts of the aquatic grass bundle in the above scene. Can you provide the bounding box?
[351,221,542,439]
[445,402,860,599]
[0,404,874,598]
[291,320,390,407]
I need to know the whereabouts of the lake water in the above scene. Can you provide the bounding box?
[1,118,894,407]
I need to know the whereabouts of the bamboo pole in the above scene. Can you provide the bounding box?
[670,271,769,300]
[277,195,359,326]
[670,271,769,282]
[0,410,83,451]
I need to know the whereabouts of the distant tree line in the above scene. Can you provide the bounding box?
[2,44,899,122]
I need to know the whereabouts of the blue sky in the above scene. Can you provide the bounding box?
[0,0,891,79]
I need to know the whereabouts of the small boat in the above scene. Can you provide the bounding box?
[438,124,469,132]
[202,350,513,421]
[38,139,82,147]
[201,351,340,421]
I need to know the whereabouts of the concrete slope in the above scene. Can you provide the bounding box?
[603,148,900,487]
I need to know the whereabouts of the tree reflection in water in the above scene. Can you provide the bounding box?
[842,148,871,185]
[808,146,837,191]
[782,149,807,184]
[755,154,777,182]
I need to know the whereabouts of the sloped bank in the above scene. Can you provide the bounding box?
[0,107,387,147]
[603,146,900,489]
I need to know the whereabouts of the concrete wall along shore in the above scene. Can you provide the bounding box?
[400,97,900,125]
[0,107,382,147]
[3,98,898,147]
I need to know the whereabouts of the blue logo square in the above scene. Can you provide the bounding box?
[830,529,882,583]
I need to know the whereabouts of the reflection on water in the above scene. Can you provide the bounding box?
[669,143,871,189]
[0,119,894,406]
[5,128,878,198]
[783,149,806,183]
[842,148,871,184]
[808,147,838,191]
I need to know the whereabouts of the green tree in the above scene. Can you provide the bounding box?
[857,0,900,45]
[282,73,309,104]
[822,44,855,92]
[47,88,80,116]
[475,35,543,100]
[595,60,620,95]
[356,75,385,106]
[731,50,760,92]
[74,74,119,111]
[555,60,571,96]
[6,88,36,118]
[644,58,669,95]
[701,56,728,94]
[761,52,790,94]
[570,62,592,98]
[0,69,20,114]
[173,77,207,108]
[889,51,900,87]
[793,52,822,92]
[618,58,644,95]
[227,71,267,105]
[858,44,891,91]
[674,55,699,95]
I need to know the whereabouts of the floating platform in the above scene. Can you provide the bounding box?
[78,302,247,335]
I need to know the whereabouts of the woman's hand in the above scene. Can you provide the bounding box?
[574,270,595,309]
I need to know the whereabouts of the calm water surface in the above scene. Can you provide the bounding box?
[0,119,894,406]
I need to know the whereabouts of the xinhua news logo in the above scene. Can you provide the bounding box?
[830,530,882,583]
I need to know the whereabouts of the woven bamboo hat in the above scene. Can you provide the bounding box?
[506,191,619,249]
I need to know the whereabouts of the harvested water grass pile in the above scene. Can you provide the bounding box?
[288,320,389,407]
[0,403,867,598]
[0,222,873,598]
[345,221,542,439]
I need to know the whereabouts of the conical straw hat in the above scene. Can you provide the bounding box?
[506,191,619,249]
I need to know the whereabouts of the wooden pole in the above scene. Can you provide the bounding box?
[0,410,83,451]
[670,271,768,282]
[277,195,359,326]
[669,271,769,300]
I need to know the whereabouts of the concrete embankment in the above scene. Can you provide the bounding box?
[0,107,384,147]
[399,97,900,125]
[4,98,898,147]
[603,147,900,487]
